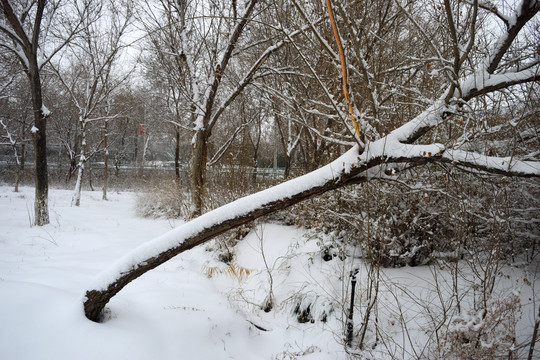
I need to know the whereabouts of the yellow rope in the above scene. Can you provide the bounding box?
[325,0,362,141]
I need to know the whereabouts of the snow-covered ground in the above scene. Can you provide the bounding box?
[0,186,538,359]
[0,187,347,359]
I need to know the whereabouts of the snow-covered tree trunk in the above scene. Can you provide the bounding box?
[83,145,367,321]
[29,48,50,226]
[83,127,540,321]
[102,120,108,201]
[72,116,87,207]
[83,95,540,320]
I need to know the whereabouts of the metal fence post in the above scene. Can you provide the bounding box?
[346,268,359,346]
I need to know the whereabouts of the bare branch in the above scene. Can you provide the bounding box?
[486,0,540,74]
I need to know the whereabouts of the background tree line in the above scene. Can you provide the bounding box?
[2,0,538,259]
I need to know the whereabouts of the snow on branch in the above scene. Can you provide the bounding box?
[462,67,539,101]
[0,26,29,70]
[0,119,16,144]
[0,20,26,48]
[466,0,513,27]
[443,149,540,176]
[485,0,540,74]
[388,99,453,144]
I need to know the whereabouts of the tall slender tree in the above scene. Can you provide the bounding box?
[0,0,85,224]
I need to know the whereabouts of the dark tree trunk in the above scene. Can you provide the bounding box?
[284,155,291,178]
[190,130,207,217]
[20,143,25,171]
[14,146,22,193]
[88,162,94,192]
[252,152,258,184]
[248,121,261,184]
[66,126,80,184]
[174,127,181,184]
[29,65,49,226]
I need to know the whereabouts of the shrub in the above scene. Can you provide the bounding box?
[439,294,521,359]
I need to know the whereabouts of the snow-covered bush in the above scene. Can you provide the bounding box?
[286,170,539,268]
[439,294,521,359]
[284,179,452,267]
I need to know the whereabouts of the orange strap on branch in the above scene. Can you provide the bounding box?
[325,0,362,141]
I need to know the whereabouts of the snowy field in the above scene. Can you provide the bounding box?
[0,186,538,359]
[0,186,348,359]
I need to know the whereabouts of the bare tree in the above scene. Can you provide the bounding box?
[0,0,87,224]
[49,0,132,206]
[140,0,303,217]
[0,67,31,192]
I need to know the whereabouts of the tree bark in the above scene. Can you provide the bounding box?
[190,129,207,217]
[29,65,49,225]
[174,127,181,184]
[102,121,108,201]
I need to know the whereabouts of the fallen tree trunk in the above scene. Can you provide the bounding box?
[83,101,539,322]
[83,145,370,322]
